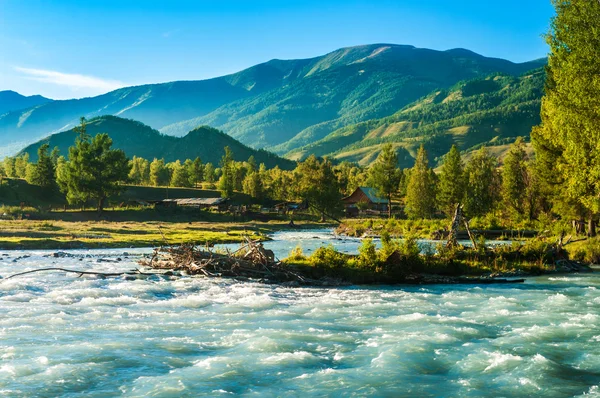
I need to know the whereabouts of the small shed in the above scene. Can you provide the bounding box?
[154,197,229,211]
[341,187,388,216]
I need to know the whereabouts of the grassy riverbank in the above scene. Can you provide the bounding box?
[281,236,591,284]
[0,219,332,250]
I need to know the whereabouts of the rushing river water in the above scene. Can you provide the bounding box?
[1,231,600,397]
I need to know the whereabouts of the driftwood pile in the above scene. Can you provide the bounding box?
[139,238,342,286]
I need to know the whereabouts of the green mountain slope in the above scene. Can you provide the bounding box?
[1,44,544,159]
[20,116,294,169]
[286,68,545,168]
[162,45,545,152]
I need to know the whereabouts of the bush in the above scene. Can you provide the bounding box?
[570,238,600,264]
[287,245,306,261]
[470,213,503,230]
[0,205,40,219]
[309,245,348,268]
[357,238,379,269]
[520,238,554,264]
[379,230,397,261]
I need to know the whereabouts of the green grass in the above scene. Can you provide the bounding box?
[0,218,332,250]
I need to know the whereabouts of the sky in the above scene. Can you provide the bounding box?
[0,0,555,100]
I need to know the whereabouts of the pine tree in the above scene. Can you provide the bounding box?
[463,147,499,217]
[188,157,203,187]
[368,144,401,218]
[501,137,528,218]
[531,0,600,236]
[218,147,235,198]
[437,145,465,216]
[3,157,15,178]
[405,145,436,219]
[25,143,55,188]
[247,155,257,173]
[14,153,29,178]
[50,147,60,166]
[204,163,215,183]
[170,160,191,187]
[243,171,263,199]
[129,156,150,185]
[294,155,342,221]
[149,158,169,187]
[56,125,130,212]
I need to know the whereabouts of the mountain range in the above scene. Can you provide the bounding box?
[0,44,546,160]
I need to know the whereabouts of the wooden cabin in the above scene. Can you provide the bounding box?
[341,187,387,217]
[154,197,229,211]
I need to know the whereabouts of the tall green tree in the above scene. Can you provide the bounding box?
[3,157,16,178]
[188,157,203,187]
[14,153,29,178]
[50,146,60,166]
[243,171,263,200]
[129,156,150,185]
[218,147,235,198]
[501,137,528,218]
[26,143,55,188]
[247,155,257,173]
[437,145,465,216]
[367,144,401,218]
[463,147,499,217]
[405,145,436,219]
[57,127,130,212]
[204,163,216,183]
[149,158,169,187]
[170,160,191,187]
[531,0,600,236]
[294,155,342,221]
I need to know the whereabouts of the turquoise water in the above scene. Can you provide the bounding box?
[1,233,599,397]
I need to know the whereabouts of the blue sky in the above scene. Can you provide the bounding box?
[0,0,554,100]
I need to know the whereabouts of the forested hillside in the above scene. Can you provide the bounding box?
[287,68,544,167]
[20,116,294,169]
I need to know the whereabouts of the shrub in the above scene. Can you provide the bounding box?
[520,238,554,264]
[570,238,600,264]
[357,238,379,269]
[379,230,398,261]
[287,245,306,261]
[309,245,348,268]
[398,234,421,260]
[0,205,40,219]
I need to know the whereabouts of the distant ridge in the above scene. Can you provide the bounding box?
[20,115,295,169]
[0,90,52,116]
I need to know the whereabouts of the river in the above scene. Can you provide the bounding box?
[1,230,599,397]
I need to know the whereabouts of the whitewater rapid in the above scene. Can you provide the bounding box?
[1,232,600,397]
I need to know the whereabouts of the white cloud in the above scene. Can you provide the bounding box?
[14,66,126,93]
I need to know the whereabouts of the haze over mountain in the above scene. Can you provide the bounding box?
[20,116,294,169]
[0,44,545,159]
[0,90,52,116]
